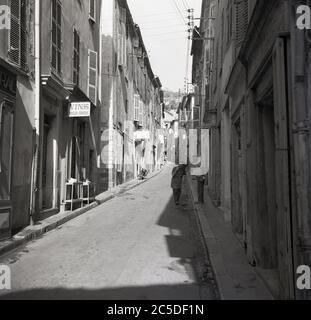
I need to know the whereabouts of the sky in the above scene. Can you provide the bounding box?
[127,0,202,92]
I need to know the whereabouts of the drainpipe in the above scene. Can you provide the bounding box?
[30,0,41,225]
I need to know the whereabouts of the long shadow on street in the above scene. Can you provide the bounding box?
[0,177,217,300]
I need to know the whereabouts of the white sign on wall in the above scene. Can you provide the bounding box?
[134,130,150,141]
[69,102,91,118]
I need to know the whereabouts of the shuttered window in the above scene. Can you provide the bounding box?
[134,94,140,121]
[235,0,248,47]
[227,2,233,44]
[118,8,127,67]
[51,0,62,74]
[89,0,96,22]
[73,29,80,86]
[88,50,97,105]
[139,100,143,125]
[9,0,27,69]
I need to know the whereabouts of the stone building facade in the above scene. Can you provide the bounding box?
[0,0,36,237]
[38,0,102,218]
[100,0,164,192]
[195,0,311,299]
[0,0,102,237]
[0,0,164,240]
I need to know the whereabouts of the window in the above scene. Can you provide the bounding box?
[227,2,233,45]
[89,0,96,22]
[221,10,224,61]
[52,0,62,74]
[139,100,143,125]
[88,50,98,105]
[73,29,80,85]
[118,7,127,67]
[9,0,27,69]
[134,94,140,121]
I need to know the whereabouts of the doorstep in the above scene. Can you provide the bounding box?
[186,173,274,300]
[0,168,163,258]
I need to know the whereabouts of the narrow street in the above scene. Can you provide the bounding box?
[0,166,216,300]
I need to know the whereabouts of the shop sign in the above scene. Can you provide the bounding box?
[134,130,150,141]
[69,102,91,118]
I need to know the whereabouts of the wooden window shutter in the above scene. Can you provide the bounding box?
[20,0,27,70]
[235,0,248,47]
[73,29,80,85]
[56,0,62,74]
[51,0,62,74]
[134,94,140,121]
[120,7,127,24]
[9,0,21,66]
[88,50,98,105]
[51,0,57,69]
[139,100,143,125]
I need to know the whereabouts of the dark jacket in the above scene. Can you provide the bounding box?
[171,166,186,189]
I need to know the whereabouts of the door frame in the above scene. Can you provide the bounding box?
[0,99,15,240]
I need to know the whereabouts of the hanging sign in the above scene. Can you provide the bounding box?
[69,102,91,118]
[134,130,150,141]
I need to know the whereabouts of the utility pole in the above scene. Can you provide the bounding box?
[187,9,195,38]
[184,9,194,95]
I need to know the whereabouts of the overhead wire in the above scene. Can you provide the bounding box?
[143,30,186,37]
[134,17,187,25]
[134,11,180,18]
[172,0,187,26]
[171,0,192,93]
[180,0,189,11]
[142,23,188,31]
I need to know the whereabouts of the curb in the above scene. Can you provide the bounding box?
[0,168,163,258]
[185,174,274,301]
[185,174,221,300]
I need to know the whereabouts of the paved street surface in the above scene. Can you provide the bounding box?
[0,166,216,300]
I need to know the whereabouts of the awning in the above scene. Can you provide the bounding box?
[64,83,96,108]
[41,75,70,100]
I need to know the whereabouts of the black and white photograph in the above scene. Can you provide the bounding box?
[0,0,311,308]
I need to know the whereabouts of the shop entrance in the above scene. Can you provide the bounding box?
[232,117,244,237]
[42,114,57,211]
[257,94,278,270]
[0,101,14,239]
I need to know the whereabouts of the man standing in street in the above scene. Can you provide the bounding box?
[171,165,187,206]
